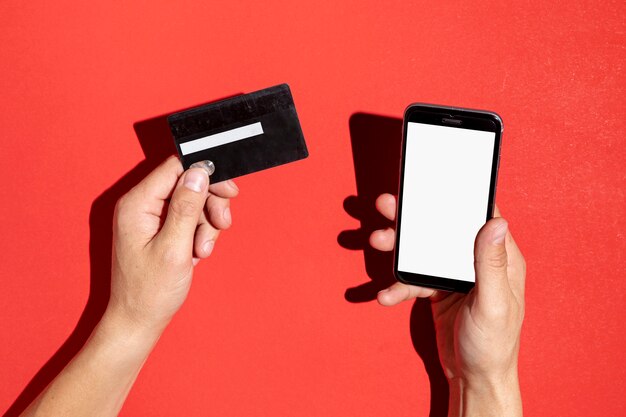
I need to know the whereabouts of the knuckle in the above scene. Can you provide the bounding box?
[158,244,187,267]
[164,252,186,268]
[486,249,508,269]
[113,195,134,230]
[170,197,199,218]
[487,300,511,321]
[114,194,131,216]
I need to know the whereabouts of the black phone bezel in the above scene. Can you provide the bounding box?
[393,103,503,293]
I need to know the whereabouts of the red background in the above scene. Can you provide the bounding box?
[1,1,624,416]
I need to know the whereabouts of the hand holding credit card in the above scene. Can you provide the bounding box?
[168,84,309,183]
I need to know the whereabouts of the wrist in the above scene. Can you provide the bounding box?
[94,306,166,360]
[21,301,167,416]
[104,291,174,336]
[448,372,522,417]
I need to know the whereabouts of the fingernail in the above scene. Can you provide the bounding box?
[190,160,215,176]
[227,180,239,192]
[223,207,232,224]
[492,220,508,244]
[184,169,208,192]
[203,240,214,256]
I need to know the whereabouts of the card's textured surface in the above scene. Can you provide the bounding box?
[168,84,308,183]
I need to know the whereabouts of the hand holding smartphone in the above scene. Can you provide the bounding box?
[394,104,502,293]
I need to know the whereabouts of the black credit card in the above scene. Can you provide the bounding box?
[167,84,309,183]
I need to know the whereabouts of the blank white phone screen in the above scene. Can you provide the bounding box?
[397,122,496,282]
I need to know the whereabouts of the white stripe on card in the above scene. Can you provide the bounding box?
[179,122,264,156]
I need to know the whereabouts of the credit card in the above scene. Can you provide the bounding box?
[168,84,308,183]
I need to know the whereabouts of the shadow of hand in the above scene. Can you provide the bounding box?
[339,193,397,302]
[338,113,402,302]
[338,112,448,417]
[4,113,176,417]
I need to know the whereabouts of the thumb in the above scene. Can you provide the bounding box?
[157,167,210,254]
[474,217,510,300]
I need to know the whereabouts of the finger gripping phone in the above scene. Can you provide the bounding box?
[394,104,503,293]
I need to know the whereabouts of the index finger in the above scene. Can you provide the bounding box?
[377,282,438,306]
[209,180,239,198]
[130,156,184,203]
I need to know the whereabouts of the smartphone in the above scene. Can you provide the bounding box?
[394,103,503,293]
